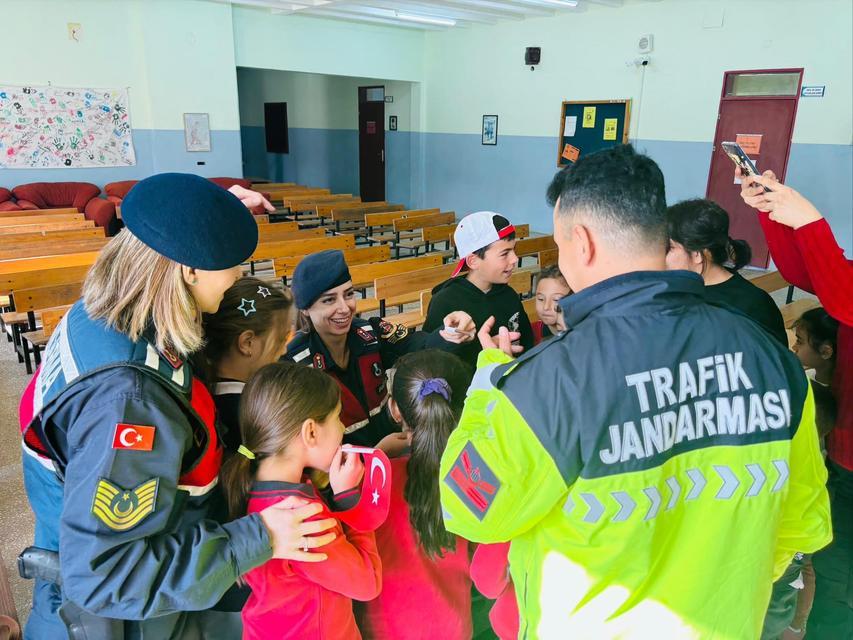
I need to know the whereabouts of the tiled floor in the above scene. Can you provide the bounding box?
[0,336,35,627]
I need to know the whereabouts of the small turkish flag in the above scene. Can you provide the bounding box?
[336,446,392,531]
[112,424,156,451]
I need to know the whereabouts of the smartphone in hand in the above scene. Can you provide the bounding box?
[721,141,771,192]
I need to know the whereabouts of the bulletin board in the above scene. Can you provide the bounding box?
[557,99,631,167]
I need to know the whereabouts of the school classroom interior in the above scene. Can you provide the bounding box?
[0,0,851,630]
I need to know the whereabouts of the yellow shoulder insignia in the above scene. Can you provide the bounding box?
[91,477,159,531]
[385,324,409,344]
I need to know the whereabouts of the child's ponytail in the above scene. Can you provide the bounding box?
[218,362,341,521]
[220,449,256,521]
[391,351,473,558]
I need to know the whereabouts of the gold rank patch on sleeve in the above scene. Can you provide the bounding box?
[386,324,409,344]
[91,477,159,531]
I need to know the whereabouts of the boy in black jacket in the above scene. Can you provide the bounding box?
[423,211,533,367]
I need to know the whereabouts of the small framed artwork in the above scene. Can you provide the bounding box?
[389,115,398,131]
[183,113,211,152]
[482,115,498,145]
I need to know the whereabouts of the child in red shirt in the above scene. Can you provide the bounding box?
[358,350,475,639]
[532,265,572,344]
[220,363,382,640]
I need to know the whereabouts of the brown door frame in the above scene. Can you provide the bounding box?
[358,85,386,202]
[706,67,804,195]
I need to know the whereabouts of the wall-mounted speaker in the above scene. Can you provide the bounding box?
[525,47,541,69]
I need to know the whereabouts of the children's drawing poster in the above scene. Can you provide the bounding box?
[0,85,136,168]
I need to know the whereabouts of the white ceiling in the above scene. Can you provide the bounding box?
[217,0,630,30]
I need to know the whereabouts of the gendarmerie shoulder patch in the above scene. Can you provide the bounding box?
[385,324,409,344]
[91,477,159,531]
[378,320,395,339]
[444,443,499,520]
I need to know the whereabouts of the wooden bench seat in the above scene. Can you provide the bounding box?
[249,235,354,263]
[0,207,80,218]
[0,227,105,246]
[0,219,96,236]
[274,245,391,281]
[0,238,108,261]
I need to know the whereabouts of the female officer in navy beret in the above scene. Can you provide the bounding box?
[285,249,477,448]
[19,174,337,640]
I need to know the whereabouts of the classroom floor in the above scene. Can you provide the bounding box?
[0,338,35,626]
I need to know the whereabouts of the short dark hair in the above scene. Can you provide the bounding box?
[472,214,516,259]
[794,307,839,360]
[667,199,752,270]
[547,144,667,251]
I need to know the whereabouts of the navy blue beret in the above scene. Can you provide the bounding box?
[121,173,258,270]
[292,250,352,309]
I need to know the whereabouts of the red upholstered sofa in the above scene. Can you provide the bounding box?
[12,182,118,234]
[0,188,21,212]
[104,180,138,205]
[105,176,270,218]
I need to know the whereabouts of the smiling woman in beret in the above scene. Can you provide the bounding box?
[19,174,336,640]
[284,249,476,451]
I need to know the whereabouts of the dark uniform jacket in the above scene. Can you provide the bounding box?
[284,317,452,447]
[20,301,271,639]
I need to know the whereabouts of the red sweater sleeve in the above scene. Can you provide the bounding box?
[758,212,814,292]
[292,525,382,601]
[793,219,853,326]
[470,542,512,599]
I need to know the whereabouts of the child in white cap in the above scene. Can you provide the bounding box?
[423,211,533,367]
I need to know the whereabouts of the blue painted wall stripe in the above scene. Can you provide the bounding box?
[239,126,853,254]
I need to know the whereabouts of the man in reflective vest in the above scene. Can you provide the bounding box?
[440,145,832,639]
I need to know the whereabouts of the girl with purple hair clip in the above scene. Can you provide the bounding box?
[358,350,477,639]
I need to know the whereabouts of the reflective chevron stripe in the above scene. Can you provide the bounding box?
[565,461,791,524]
[714,465,740,499]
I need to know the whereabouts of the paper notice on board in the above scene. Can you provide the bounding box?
[564,115,577,137]
[562,143,580,163]
[603,118,618,141]
[582,106,596,128]
[736,133,762,155]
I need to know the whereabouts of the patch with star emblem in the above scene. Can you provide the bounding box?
[385,324,409,344]
[91,477,159,531]
[356,327,375,343]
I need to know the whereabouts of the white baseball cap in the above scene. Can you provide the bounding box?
[452,211,516,277]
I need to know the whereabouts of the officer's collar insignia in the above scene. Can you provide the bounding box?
[444,442,500,521]
[313,353,326,370]
[356,327,375,343]
[91,477,159,531]
[161,346,183,370]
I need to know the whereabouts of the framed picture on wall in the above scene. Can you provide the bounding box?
[482,115,498,145]
[389,115,398,131]
[183,113,211,152]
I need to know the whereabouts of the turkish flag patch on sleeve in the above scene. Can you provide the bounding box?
[112,424,156,451]
[445,442,500,520]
